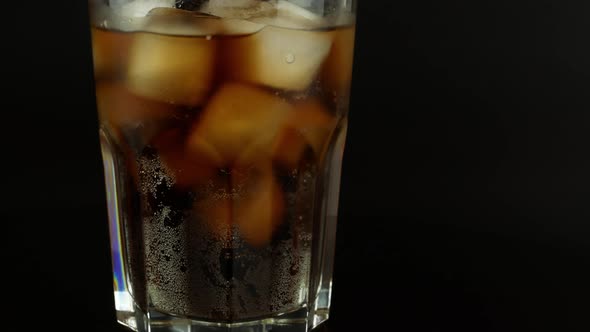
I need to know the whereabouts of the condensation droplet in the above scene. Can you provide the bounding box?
[284,53,295,64]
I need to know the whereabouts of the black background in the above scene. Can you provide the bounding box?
[3,1,590,331]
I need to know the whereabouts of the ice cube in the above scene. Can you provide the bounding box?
[90,1,147,31]
[145,7,263,35]
[276,0,320,20]
[235,127,282,168]
[91,27,133,79]
[186,83,293,166]
[111,0,176,18]
[201,0,277,19]
[223,25,332,91]
[143,7,214,35]
[231,165,284,247]
[249,0,325,29]
[218,18,265,35]
[126,26,216,106]
[271,126,306,169]
[321,26,356,95]
[151,128,221,188]
[272,100,336,168]
[95,82,175,128]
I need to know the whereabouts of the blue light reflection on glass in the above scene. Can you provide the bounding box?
[100,133,127,293]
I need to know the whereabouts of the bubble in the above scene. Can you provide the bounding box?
[284,52,295,64]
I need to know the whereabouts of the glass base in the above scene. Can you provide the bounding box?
[117,304,324,332]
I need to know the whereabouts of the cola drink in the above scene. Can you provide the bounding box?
[89,0,354,329]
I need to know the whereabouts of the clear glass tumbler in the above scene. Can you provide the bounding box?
[88,1,356,331]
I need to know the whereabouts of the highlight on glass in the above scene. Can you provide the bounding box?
[88,1,356,331]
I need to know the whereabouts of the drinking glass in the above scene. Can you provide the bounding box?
[88,1,356,331]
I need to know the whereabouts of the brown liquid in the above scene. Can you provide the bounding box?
[92,9,354,322]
